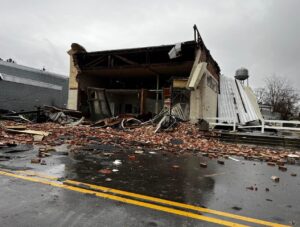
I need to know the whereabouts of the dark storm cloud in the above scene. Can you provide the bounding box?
[0,0,299,89]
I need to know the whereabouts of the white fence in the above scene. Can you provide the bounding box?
[261,119,300,133]
[205,118,300,133]
[205,117,236,132]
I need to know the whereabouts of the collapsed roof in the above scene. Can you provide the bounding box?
[69,26,220,81]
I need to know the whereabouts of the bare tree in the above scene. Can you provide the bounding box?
[256,75,299,120]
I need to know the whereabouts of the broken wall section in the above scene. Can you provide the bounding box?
[187,50,219,123]
[67,43,86,110]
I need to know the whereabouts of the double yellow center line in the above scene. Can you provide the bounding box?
[0,170,290,227]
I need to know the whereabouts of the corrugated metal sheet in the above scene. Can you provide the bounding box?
[218,76,236,122]
[244,86,263,120]
[218,76,261,125]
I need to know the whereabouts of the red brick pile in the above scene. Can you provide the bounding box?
[0,121,299,164]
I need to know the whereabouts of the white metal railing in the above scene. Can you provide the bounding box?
[205,117,236,132]
[261,119,300,133]
[205,118,300,133]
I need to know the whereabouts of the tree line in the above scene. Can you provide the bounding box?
[256,76,299,120]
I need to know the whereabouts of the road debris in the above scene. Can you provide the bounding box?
[98,169,112,174]
[91,117,122,128]
[172,165,180,169]
[128,155,136,160]
[5,125,27,130]
[33,135,44,142]
[113,160,122,166]
[278,166,287,171]
[231,206,242,211]
[217,160,225,165]
[0,120,299,170]
[271,176,280,182]
[287,154,300,160]
[200,163,207,168]
[31,158,41,164]
[276,159,286,166]
[203,172,226,177]
[121,118,142,130]
[1,122,48,141]
[43,106,84,125]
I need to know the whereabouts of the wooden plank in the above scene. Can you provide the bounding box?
[5,129,49,136]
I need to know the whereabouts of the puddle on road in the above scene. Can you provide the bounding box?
[67,148,217,204]
[0,143,219,204]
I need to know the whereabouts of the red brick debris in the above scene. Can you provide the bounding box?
[0,121,299,164]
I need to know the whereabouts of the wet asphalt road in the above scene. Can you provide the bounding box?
[0,144,299,226]
[0,175,214,227]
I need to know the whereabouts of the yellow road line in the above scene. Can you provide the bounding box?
[65,180,289,227]
[8,169,291,227]
[15,170,58,180]
[0,170,247,227]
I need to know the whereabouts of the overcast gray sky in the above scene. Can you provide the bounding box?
[0,0,299,89]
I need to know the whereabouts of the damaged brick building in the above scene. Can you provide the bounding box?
[67,25,220,122]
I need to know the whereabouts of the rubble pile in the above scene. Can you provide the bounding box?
[0,120,299,165]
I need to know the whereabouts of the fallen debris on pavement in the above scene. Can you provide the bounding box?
[1,122,49,137]
[0,119,299,170]
[1,106,85,126]
[271,176,280,182]
[200,163,207,168]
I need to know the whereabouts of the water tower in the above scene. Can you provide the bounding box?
[235,67,249,86]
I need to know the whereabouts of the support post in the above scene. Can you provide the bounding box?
[169,84,173,116]
[233,119,236,132]
[140,89,145,114]
[155,74,159,114]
